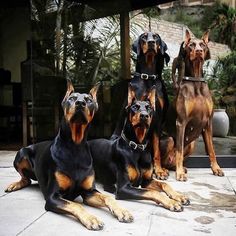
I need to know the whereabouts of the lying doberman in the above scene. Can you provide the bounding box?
[89,86,190,211]
[5,81,133,230]
[162,30,224,181]
[113,32,170,180]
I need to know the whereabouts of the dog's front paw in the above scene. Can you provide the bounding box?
[211,164,224,177]
[154,167,169,180]
[176,171,187,181]
[80,214,104,230]
[172,193,190,206]
[112,207,134,223]
[166,199,183,212]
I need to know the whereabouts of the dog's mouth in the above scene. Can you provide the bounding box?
[70,122,87,144]
[133,123,149,143]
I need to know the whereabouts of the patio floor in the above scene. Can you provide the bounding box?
[0,151,236,236]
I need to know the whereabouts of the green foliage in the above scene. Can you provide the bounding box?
[202,1,236,50]
[162,67,175,102]
[205,51,236,107]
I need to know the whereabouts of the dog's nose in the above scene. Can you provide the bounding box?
[195,44,203,53]
[140,113,149,120]
[196,49,203,53]
[75,100,86,108]
[148,40,155,48]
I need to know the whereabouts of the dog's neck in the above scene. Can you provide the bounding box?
[136,53,157,75]
[184,58,204,78]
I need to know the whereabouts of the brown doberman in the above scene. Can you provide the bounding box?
[164,30,224,181]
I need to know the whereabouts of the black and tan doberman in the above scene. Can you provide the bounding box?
[5,81,133,230]
[89,86,190,211]
[163,30,224,181]
[113,32,170,180]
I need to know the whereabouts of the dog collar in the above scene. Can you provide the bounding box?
[132,72,158,80]
[183,76,206,82]
[121,131,148,151]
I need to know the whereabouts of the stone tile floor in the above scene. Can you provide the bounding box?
[0,151,236,236]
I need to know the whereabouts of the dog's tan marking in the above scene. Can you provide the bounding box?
[142,168,153,180]
[55,171,72,191]
[84,192,133,223]
[5,158,32,192]
[80,175,95,190]
[61,198,104,230]
[127,165,139,182]
[157,97,164,110]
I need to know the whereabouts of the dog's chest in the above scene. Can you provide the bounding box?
[51,143,93,188]
[126,152,152,184]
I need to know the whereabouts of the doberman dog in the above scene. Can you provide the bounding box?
[113,32,170,180]
[89,86,190,211]
[162,30,224,181]
[5,81,133,230]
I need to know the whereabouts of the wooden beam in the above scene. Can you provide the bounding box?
[120,12,130,80]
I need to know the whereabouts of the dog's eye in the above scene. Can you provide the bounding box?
[85,96,93,103]
[189,42,196,48]
[146,105,152,112]
[69,96,76,101]
[200,42,206,49]
[132,104,140,111]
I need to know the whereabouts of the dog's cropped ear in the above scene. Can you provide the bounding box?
[89,82,100,102]
[147,86,156,111]
[202,30,209,44]
[185,29,191,46]
[61,79,74,106]
[127,84,136,107]
[202,30,211,60]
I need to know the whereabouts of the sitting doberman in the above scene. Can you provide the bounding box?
[162,30,224,181]
[5,81,133,230]
[113,32,170,180]
[89,86,190,211]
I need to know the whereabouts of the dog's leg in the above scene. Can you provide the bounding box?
[175,119,187,181]
[202,121,224,176]
[144,179,190,205]
[83,190,133,223]
[5,154,32,192]
[45,196,104,230]
[153,133,169,180]
[116,184,183,212]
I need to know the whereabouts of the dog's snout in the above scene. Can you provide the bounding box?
[195,44,203,53]
[75,99,86,108]
[140,113,149,120]
[148,40,155,47]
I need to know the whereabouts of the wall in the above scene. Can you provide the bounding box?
[0,7,30,83]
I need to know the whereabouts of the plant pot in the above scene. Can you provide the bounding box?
[212,109,229,137]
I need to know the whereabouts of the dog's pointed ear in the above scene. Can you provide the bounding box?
[89,82,100,102]
[202,30,209,44]
[147,86,156,110]
[62,80,74,106]
[185,29,191,46]
[127,84,136,107]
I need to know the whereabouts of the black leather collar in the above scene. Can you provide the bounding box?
[132,72,158,81]
[121,131,148,151]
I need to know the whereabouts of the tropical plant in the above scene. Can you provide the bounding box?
[202,1,236,50]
